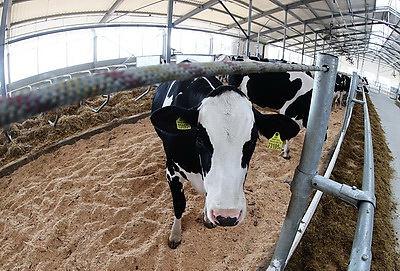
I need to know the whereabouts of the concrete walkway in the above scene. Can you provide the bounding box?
[369,92,400,252]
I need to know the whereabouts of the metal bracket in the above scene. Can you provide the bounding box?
[92,94,110,113]
[352,98,365,105]
[312,174,376,208]
[48,108,60,127]
[3,127,12,142]
[135,85,152,102]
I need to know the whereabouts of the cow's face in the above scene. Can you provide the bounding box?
[196,89,257,226]
[151,85,300,227]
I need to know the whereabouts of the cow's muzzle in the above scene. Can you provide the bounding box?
[211,209,242,227]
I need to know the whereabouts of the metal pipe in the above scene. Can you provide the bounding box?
[311,174,375,207]
[166,0,174,63]
[286,72,359,263]
[313,32,317,64]
[92,29,98,66]
[282,8,287,60]
[264,53,338,271]
[219,0,248,38]
[348,89,375,271]
[0,0,11,97]
[301,23,306,64]
[246,0,252,56]
[0,60,327,128]
[342,72,359,133]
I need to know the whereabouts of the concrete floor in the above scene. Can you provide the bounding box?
[369,92,400,252]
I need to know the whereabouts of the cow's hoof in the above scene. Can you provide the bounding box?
[283,156,291,160]
[168,239,181,249]
[204,219,217,229]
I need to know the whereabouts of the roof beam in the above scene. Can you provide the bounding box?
[100,0,126,23]
[219,0,321,32]
[0,0,28,7]
[173,0,220,26]
[252,9,372,40]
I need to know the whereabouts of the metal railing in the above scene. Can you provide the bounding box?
[260,69,376,270]
[0,58,327,128]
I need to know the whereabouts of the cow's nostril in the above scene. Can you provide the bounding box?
[215,215,239,226]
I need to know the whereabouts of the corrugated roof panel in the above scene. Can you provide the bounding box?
[11,0,113,23]
[119,0,168,15]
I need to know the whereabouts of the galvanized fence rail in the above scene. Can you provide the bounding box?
[258,65,376,270]
[0,53,375,270]
[0,60,326,128]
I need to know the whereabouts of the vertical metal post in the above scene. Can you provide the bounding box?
[375,58,380,84]
[341,72,359,133]
[282,8,287,60]
[246,0,252,56]
[301,23,306,64]
[313,32,317,65]
[166,0,174,63]
[0,0,11,97]
[265,53,338,271]
[92,29,98,67]
[209,35,213,55]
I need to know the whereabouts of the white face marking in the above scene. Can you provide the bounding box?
[197,90,254,223]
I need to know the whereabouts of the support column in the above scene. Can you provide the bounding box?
[264,53,338,271]
[166,0,174,63]
[313,32,317,65]
[301,23,306,64]
[0,0,11,97]
[376,58,381,84]
[92,29,98,67]
[246,0,252,56]
[282,8,287,60]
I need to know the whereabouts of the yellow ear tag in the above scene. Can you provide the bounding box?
[267,132,284,150]
[176,117,191,130]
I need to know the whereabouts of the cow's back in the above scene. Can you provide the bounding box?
[152,76,223,112]
[245,72,303,109]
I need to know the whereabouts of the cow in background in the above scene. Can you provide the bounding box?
[360,76,369,93]
[333,73,350,110]
[224,56,316,159]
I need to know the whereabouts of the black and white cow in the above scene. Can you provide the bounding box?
[151,73,299,248]
[333,73,350,109]
[226,57,315,159]
[333,74,344,109]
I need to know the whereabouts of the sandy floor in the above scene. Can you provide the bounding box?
[0,108,344,271]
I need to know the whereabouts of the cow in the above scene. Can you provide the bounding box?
[360,76,369,93]
[332,73,349,110]
[150,71,300,248]
[225,56,315,159]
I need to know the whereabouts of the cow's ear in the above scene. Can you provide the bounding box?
[253,108,300,140]
[151,106,199,136]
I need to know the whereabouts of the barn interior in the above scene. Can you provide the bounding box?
[1,1,400,271]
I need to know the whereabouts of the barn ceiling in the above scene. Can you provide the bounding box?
[1,0,399,72]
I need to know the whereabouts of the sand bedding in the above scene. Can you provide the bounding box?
[0,89,346,271]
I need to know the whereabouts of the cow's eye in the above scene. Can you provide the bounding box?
[196,136,205,148]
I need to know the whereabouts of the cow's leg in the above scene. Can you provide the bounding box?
[167,168,186,249]
[282,140,291,159]
[203,206,217,229]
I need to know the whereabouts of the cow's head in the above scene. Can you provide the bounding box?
[151,85,299,227]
